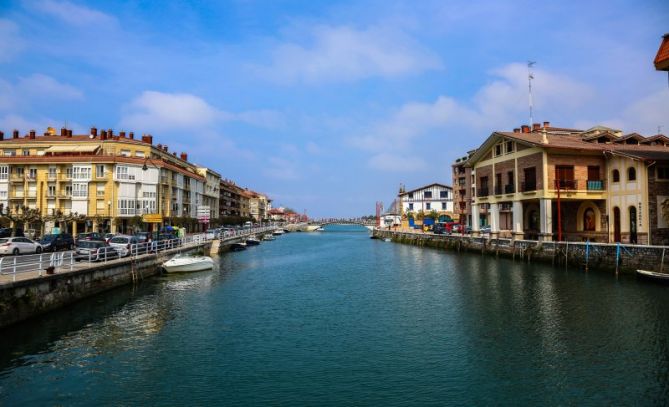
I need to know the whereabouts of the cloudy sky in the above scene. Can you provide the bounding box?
[1,0,668,217]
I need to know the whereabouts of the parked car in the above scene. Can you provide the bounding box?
[104,233,115,243]
[74,241,120,262]
[108,235,139,257]
[480,225,492,234]
[134,232,152,244]
[76,232,105,243]
[0,237,43,255]
[0,228,10,238]
[452,224,472,234]
[39,233,75,252]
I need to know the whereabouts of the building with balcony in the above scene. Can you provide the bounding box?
[459,122,669,244]
[452,150,476,227]
[0,127,208,235]
[196,166,221,222]
[219,178,244,217]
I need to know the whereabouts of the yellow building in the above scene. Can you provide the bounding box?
[0,127,209,236]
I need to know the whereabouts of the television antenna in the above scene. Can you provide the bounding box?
[528,61,536,128]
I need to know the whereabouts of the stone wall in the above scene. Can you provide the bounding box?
[373,230,667,275]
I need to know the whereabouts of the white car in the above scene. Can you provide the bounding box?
[0,237,43,255]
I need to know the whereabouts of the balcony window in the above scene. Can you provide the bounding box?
[628,167,636,181]
[48,167,56,179]
[612,169,620,182]
[522,167,537,192]
[96,165,105,178]
[424,191,432,199]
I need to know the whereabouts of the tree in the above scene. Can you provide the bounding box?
[428,210,439,221]
[416,210,425,221]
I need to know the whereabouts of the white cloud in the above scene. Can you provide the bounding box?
[0,19,24,63]
[120,91,222,131]
[258,24,441,84]
[620,90,669,134]
[350,62,594,172]
[30,0,116,26]
[120,91,285,133]
[17,73,84,100]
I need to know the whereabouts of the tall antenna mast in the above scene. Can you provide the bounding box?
[528,61,536,128]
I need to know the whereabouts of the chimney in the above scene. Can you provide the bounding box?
[163,145,168,152]
[29,130,36,139]
[543,121,550,128]
[532,123,541,131]
[157,143,162,150]
[180,152,188,161]
[60,127,67,137]
[129,132,134,139]
[521,125,530,133]
[107,129,113,138]
[172,152,177,156]
[513,128,520,133]
[67,129,73,138]
[90,127,97,137]
[100,130,107,140]
[0,131,4,141]
[12,130,19,139]
[541,128,548,144]
[146,134,153,144]
[119,131,126,138]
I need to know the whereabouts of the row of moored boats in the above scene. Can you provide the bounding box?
[161,228,287,273]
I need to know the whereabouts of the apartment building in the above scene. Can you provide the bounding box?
[196,166,221,221]
[0,127,208,235]
[245,190,271,222]
[219,178,243,217]
[459,122,669,244]
[398,183,454,216]
[452,150,476,227]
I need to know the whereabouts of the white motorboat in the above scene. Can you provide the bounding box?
[162,255,214,273]
[272,229,285,236]
[231,242,247,251]
[263,234,276,241]
[246,235,261,246]
[636,269,669,281]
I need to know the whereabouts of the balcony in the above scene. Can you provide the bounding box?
[586,179,605,191]
[494,185,503,195]
[58,192,72,199]
[521,181,537,192]
[9,175,24,183]
[554,179,577,190]
[161,176,170,184]
[505,184,515,194]
[477,187,489,197]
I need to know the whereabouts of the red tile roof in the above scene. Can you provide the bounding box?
[655,34,669,71]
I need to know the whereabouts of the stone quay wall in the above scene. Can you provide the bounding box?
[0,243,210,328]
[373,230,669,275]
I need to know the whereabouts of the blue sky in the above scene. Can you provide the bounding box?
[1,0,668,217]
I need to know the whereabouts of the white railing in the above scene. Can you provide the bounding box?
[0,226,277,281]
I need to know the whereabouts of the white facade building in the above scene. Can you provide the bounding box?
[398,183,454,215]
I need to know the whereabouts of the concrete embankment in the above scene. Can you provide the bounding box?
[0,243,209,328]
[373,229,668,275]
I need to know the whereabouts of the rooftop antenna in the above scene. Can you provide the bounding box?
[528,61,536,128]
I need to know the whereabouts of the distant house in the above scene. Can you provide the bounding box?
[398,183,454,216]
[654,33,669,71]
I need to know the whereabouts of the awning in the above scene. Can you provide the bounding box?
[44,145,100,153]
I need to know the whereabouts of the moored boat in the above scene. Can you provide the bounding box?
[272,229,285,236]
[246,235,261,245]
[231,242,247,251]
[636,269,669,281]
[263,234,276,241]
[162,255,214,273]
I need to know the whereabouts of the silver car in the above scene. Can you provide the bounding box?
[108,235,139,257]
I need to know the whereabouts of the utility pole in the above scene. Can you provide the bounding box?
[528,61,536,128]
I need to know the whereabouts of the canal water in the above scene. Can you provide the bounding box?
[1,225,668,405]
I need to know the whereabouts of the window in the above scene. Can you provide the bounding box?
[441,202,447,210]
[4,150,16,156]
[424,191,432,199]
[495,144,502,156]
[65,168,72,178]
[523,167,536,191]
[409,203,414,210]
[408,193,414,199]
[135,151,145,158]
[47,185,56,197]
[426,203,431,210]
[48,167,56,179]
[628,167,636,181]
[72,167,91,180]
[96,165,105,178]
[28,168,37,179]
[120,149,131,157]
[72,183,88,198]
[15,167,24,176]
[116,166,129,180]
[64,185,72,196]
[0,166,8,180]
[583,208,596,231]
[612,169,620,182]
[506,141,514,153]
[22,149,29,156]
[658,167,669,180]
[0,190,7,199]
[440,190,447,198]
[96,183,105,197]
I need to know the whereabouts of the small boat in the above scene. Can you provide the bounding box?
[246,235,261,246]
[231,242,247,251]
[315,227,325,232]
[636,269,669,281]
[263,234,276,241]
[273,229,285,236]
[162,255,214,273]
[384,238,391,242]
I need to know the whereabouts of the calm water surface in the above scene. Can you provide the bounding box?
[1,225,668,405]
